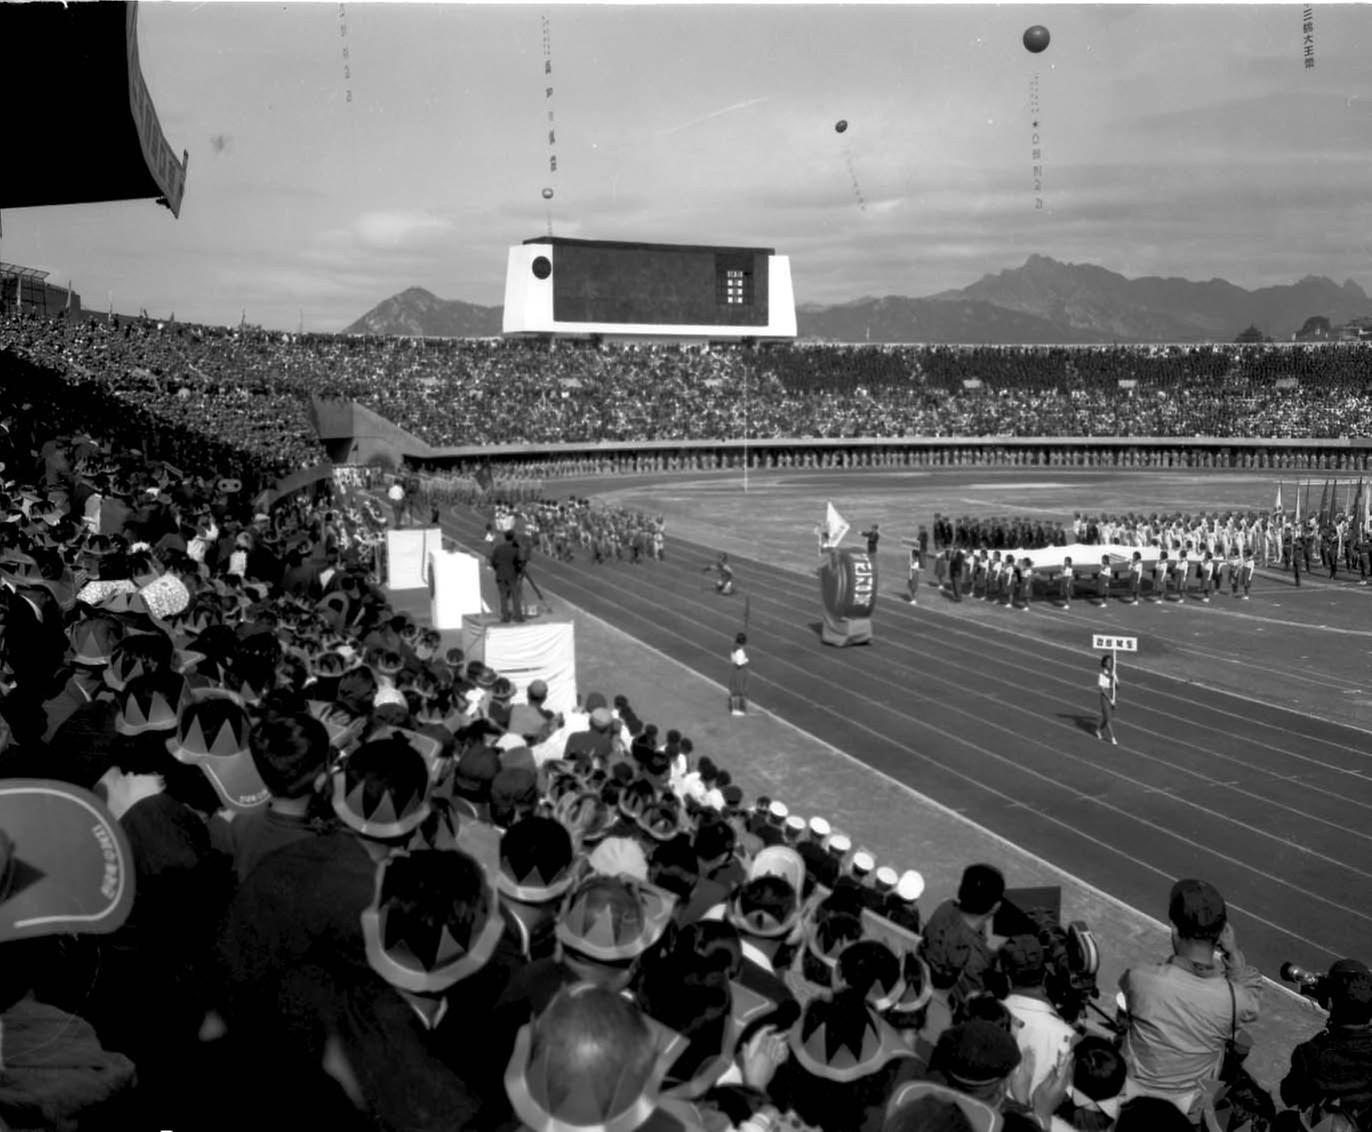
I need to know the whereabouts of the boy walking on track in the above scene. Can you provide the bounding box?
[1095,655,1118,745]
[728,633,750,717]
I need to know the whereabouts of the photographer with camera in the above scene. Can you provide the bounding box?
[1279,958,1372,1130]
[1116,878,1263,1124]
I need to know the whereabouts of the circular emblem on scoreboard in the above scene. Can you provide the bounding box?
[531,256,552,280]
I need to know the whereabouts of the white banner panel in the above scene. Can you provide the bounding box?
[385,528,441,590]
[428,549,486,629]
[460,617,577,714]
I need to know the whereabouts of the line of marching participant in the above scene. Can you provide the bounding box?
[905,508,1372,608]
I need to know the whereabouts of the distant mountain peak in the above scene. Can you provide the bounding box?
[344,259,1371,344]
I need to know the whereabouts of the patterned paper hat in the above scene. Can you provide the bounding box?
[0,779,136,943]
[68,616,124,668]
[360,845,503,993]
[788,990,914,1084]
[116,672,192,737]
[498,816,577,904]
[103,633,174,693]
[331,736,432,839]
[555,873,676,964]
[166,689,268,813]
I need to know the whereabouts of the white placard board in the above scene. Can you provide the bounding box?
[428,549,487,629]
[460,617,577,714]
[385,528,442,590]
[1092,634,1138,652]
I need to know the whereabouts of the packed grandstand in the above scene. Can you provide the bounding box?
[6,314,1372,485]
[0,301,1368,1132]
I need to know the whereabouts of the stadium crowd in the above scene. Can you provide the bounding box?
[6,313,1372,460]
[0,315,1368,1131]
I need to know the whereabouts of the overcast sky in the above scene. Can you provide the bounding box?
[3,2,1370,331]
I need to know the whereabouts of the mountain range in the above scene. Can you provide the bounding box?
[344,256,1372,344]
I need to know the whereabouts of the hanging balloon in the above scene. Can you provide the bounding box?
[834,119,848,134]
[541,187,554,200]
[1023,25,1051,53]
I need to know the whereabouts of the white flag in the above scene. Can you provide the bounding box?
[823,501,850,549]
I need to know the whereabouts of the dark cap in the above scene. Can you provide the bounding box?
[1168,878,1227,942]
[1328,958,1372,1016]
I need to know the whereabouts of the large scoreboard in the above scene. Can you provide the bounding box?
[502,237,796,340]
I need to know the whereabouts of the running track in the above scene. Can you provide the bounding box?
[443,508,1370,974]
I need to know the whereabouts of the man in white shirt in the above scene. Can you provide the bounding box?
[1002,934,1078,1109]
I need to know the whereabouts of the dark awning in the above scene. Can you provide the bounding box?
[0,2,187,216]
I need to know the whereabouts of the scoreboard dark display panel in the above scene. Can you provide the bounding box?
[527,237,771,328]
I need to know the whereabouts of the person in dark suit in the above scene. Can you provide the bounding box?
[490,531,525,623]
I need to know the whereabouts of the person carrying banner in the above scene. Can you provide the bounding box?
[728,633,750,717]
[1095,655,1118,746]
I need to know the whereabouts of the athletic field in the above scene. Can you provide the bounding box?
[443,466,1370,979]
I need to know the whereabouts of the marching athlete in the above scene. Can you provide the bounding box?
[728,633,750,717]
[907,547,922,605]
[704,553,736,596]
[1095,654,1119,746]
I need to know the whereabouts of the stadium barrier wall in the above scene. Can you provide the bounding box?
[415,437,1372,480]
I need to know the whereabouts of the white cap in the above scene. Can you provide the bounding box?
[851,851,875,876]
[808,816,831,839]
[874,866,898,891]
[784,815,806,837]
[768,800,789,823]
[824,833,851,856]
[896,869,925,902]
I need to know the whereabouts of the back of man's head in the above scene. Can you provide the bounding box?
[1167,878,1227,944]
[1327,958,1372,1026]
[957,863,1006,917]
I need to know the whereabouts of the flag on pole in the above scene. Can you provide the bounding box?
[1318,480,1331,526]
[1364,478,1371,534]
[1296,480,1304,526]
[822,501,850,550]
[1274,480,1283,513]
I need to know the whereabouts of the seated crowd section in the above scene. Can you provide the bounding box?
[5,314,1372,473]
[0,312,1369,1132]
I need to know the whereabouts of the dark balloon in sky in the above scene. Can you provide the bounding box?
[834,119,848,134]
[1022,25,1051,53]
[541,187,554,200]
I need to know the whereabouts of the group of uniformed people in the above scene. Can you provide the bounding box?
[496,498,666,566]
[902,505,1372,609]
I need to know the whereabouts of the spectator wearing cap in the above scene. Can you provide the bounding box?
[722,846,807,1008]
[771,987,920,1132]
[1117,878,1262,1122]
[489,871,676,1077]
[215,736,434,1042]
[921,864,1006,1023]
[220,711,334,882]
[1000,934,1077,1109]
[564,703,622,764]
[1279,958,1372,1128]
[294,846,518,1132]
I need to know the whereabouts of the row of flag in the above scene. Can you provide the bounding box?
[1275,478,1371,529]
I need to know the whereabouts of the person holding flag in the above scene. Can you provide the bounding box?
[818,501,850,555]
